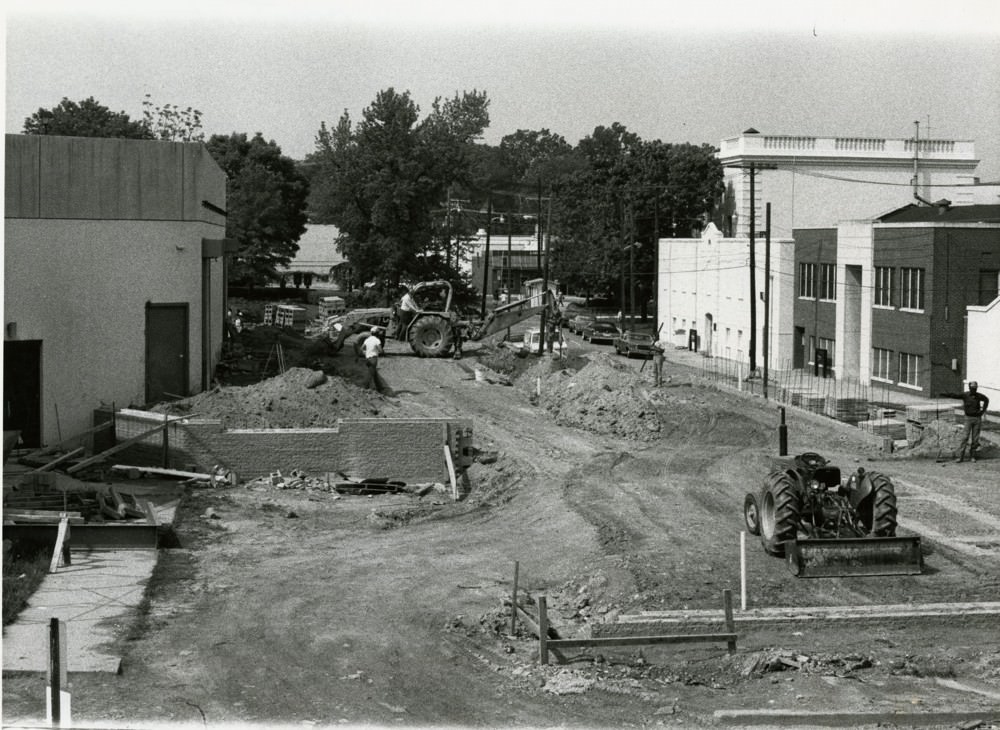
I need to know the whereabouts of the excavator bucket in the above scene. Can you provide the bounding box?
[784,536,923,578]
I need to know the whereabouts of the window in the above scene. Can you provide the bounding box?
[898,352,922,387]
[818,337,835,367]
[818,264,836,300]
[900,267,925,310]
[874,266,894,307]
[872,348,892,380]
[799,263,816,298]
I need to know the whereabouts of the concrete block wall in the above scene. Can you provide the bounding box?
[113,410,473,483]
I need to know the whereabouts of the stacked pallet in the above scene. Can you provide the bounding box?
[904,403,950,442]
[856,417,907,440]
[824,396,869,424]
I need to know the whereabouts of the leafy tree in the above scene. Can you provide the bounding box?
[206,133,310,286]
[23,97,153,139]
[141,94,204,142]
[307,88,490,297]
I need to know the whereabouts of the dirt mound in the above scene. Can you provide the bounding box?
[895,418,998,459]
[153,367,406,428]
[517,354,664,442]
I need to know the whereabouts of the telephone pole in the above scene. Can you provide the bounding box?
[749,163,757,375]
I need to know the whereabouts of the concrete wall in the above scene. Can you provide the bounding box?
[4,134,228,446]
[967,296,1000,409]
[114,410,475,483]
[832,221,875,382]
[657,223,795,369]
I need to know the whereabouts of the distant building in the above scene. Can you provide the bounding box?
[657,223,797,366]
[467,232,545,298]
[278,223,346,284]
[717,129,996,239]
[4,134,229,448]
[793,204,1000,399]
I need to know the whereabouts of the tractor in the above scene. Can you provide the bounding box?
[743,452,922,577]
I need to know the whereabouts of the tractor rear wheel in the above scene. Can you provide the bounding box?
[744,493,761,536]
[858,473,898,537]
[759,472,800,556]
[409,315,453,358]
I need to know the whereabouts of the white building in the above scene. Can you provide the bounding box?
[718,129,995,239]
[657,223,796,370]
[967,296,1000,406]
[4,134,229,448]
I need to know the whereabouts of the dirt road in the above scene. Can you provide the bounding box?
[4,336,999,728]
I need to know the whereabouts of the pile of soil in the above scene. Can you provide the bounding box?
[895,417,996,459]
[518,354,666,442]
[153,367,407,428]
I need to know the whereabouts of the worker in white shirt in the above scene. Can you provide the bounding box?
[398,286,418,332]
[361,327,385,393]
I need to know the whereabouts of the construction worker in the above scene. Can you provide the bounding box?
[398,286,418,332]
[361,327,385,393]
[940,381,990,462]
[651,328,669,387]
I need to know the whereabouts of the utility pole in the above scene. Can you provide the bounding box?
[763,202,771,399]
[445,187,452,270]
[536,178,543,273]
[480,195,492,320]
[542,188,553,353]
[748,162,757,375]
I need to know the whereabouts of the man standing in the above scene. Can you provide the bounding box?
[651,326,669,387]
[361,327,385,393]
[940,381,990,462]
[398,286,418,332]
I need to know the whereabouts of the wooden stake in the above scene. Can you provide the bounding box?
[510,561,520,635]
[723,589,736,654]
[49,516,70,573]
[538,596,549,665]
[47,618,70,726]
[443,443,458,501]
[740,531,747,611]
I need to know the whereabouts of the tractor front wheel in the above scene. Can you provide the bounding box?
[744,493,761,536]
[760,472,801,556]
[409,315,454,358]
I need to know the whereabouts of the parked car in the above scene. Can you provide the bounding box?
[518,328,566,354]
[582,321,619,344]
[614,331,655,358]
[559,303,586,328]
[569,314,596,335]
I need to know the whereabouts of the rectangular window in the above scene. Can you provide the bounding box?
[818,337,835,367]
[799,263,816,298]
[818,264,836,300]
[900,267,925,310]
[874,266,894,307]
[898,352,922,387]
[872,348,893,380]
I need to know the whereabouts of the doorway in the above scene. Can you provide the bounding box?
[4,340,43,448]
[146,304,189,405]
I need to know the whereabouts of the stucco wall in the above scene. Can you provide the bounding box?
[658,224,795,369]
[967,297,1000,409]
[4,219,225,443]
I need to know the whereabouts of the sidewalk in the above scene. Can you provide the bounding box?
[2,482,181,674]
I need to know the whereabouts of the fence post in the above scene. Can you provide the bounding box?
[510,561,519,635]
[723,589,736,654]
[538,596,549,665]
[47,617,70,726]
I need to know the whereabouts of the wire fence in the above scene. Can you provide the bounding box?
[694,355,966,441]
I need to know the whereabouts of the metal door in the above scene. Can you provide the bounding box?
[146,304,189,405]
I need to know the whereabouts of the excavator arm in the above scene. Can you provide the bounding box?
[466,290,558,341]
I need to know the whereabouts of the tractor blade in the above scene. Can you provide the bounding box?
[785,537,923,578]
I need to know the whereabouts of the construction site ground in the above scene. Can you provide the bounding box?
[3,327,999,729]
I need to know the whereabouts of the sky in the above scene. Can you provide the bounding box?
[4,1,1000,180]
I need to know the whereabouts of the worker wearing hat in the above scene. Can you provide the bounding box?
[939,381,990,462]
[361,326,385,393]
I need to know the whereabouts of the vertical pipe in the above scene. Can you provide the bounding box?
[763,203,771,399]
[740,531,747,610]
[779,406,788,456]
[748,163,757,374]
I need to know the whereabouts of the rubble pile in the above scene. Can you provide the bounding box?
[895,418,980,459]
[153,366,407,428]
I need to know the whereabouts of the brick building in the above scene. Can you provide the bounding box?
[793,204,1000,398]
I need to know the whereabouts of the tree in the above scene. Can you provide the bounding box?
[23,97,153,139]
[206,133,310,286]
[141,94,205,142]
[307,88,490,296]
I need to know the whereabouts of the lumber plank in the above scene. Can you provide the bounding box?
[546,633,739,649]
[28,447,85,474]
[4,509,82,518]
[5,513,84,525]
[110,464,216,480]
[67,416,192,474]
[49,517,70,572]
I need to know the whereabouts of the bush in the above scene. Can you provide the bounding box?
[3,540,51,625]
